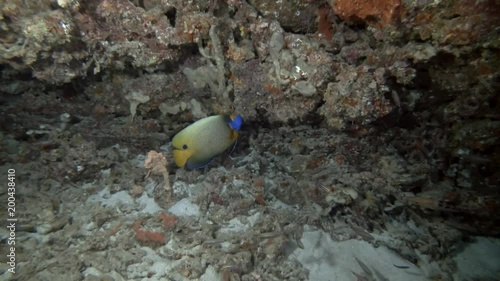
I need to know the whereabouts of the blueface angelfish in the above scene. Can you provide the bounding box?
[172,114,243,170]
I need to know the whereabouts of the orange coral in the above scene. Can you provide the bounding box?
[332,0,404,27]
[158,212,177,229]
[263,83,281,96]
[317,5,334,40]
[255,192,267,206]
[133,221,166,244]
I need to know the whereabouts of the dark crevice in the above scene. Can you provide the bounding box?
[165,8,177,27]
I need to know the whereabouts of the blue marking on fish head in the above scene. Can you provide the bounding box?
[229,115,243,131]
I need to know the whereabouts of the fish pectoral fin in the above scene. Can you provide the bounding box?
[228,140,237,155]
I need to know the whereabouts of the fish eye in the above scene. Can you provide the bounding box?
[182,144,188,149]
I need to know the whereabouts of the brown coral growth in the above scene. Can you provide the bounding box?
[332,0,404,26]
[133,221,166,244]
[158,212,177,229]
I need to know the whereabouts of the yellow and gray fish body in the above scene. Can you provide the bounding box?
[172,114,243,170]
